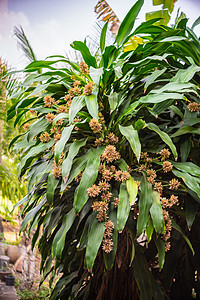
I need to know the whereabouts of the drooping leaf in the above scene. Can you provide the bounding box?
[137,176,153,237]
[119,124,141,161]
[154,236,165,270]
[146,217,154,243]
[146,123,178,160]
[62,139,87,179]
[69,96,85,124]
[85,94,99,120]
[117,182,131,232]
[126,176,138,205]
[86,218,105,270]
[52,209,76,258]
[150,191,165,234]
[185,197,197,229]
[144,68,166,91]
[172,170,200,198]
[74,147,104,213]
[46,173,59,205]
[54,125,74,164]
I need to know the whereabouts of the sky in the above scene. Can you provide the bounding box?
[0,0,200,70]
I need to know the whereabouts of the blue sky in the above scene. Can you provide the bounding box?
[0,0,200,70]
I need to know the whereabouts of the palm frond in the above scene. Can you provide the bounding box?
[94,0,121,35]
[14,25,37,62]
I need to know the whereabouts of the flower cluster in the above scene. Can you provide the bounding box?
[159,148,170,161]
[101,145,121,163]
[163,161,173,173]
[43,95,57,108]
[105,133,119,144]
[102,220,114,253]
[162,210,172,251]
[79,61,89,74]
[39,132,50,143]
[83,82,94,95]
[23,123,30,131]
[188,101,200,112]
[89,118,102,133]
[45,113,55,123]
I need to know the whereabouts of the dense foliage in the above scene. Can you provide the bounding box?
[9,0,200,299]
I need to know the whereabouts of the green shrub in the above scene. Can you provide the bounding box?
[9,1,200,299]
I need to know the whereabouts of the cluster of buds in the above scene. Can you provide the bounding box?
[43,95,58,108]
[102,220,114,253]
[89,118,102,133]
[188,101,200,112]
[83,82,94,95]
[79,61,89,74]
[39,132,50,143]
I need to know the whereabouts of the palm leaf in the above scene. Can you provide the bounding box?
[94,0,121,34]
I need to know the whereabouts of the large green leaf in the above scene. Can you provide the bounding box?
[71,41,96,67]
[171,64,200,82]
[27,118,48,141]
[144,68,166,91]
[73,147,104,214]
[19,139,54,176]
[119,124,141,161]
[85,94,99,120]
[69,96,85,124]
[89,67,103,85]
[115,0,144,46]
[172,170,200,198]
[185,197,197,230]
[20,198,46,232]
[150,191,165,234]
[140,92,185,104]
[86,218,105,270]
[52,209,76,258]
[117,182,131,232]
[100,21,108,53]
[137,176,153,237]
[62,139,87,179]
[46,173,59,205]
[172,161,200,178]
[154,236,165,270]
[146,123,178,160]
[126,176,138,205]
[54,125,74,164]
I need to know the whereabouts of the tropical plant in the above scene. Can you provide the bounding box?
[8,0,200,299]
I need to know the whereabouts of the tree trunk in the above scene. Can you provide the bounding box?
[89,231,139,300]
[21,231,36,289]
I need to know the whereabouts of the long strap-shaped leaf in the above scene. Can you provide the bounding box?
[69,96,85,124]
[137,175,153,237]
[86,217,105,270]
[54,125,74,164]
[115,0,144,47]
[71,41,96,67]
[52,208,76,258]
[146,122,178,160]
[119,124,141,161]
[62,139,87,179]
[117,182,131,232]
[73,146,104,214]
[150,191,165,234]
[85,94,99,120]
